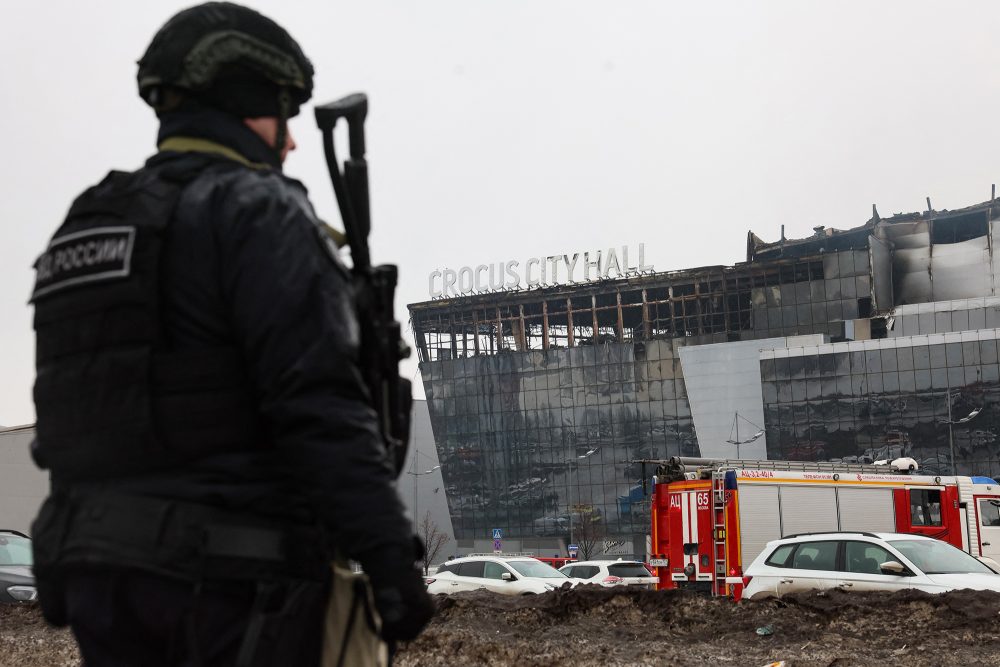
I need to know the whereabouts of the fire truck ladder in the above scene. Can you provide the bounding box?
[711,471,728,597]
[671,457,900,477]
[635,457,907,485]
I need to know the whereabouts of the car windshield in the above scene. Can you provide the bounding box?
[0,535,32,567]
[509,560,569,578]
[889,539,996,575]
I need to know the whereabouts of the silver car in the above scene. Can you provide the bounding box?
[743,531,1000,599]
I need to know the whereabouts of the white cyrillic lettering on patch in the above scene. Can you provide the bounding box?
[31,227,136,301]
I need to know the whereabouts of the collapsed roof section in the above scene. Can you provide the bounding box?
[747,197,997,263]
[749,197,1000,307]
[410,195,1000,363]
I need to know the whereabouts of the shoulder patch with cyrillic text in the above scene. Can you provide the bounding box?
[32,227,135,300]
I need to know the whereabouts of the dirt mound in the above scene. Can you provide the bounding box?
[6,587,1000,666]
[396,587,1000,666]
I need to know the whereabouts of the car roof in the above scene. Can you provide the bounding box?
[769,532,934,544]
[560,560,644,567]
[446,555,540,564]
[0,529,28,538]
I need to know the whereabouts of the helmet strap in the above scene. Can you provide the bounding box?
[273,87,292,163]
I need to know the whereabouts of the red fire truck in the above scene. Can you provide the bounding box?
[643,456,1000,600]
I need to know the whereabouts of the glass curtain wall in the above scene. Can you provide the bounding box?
[750,249,872,341]
[761,334,1000,475]
[423,339,697,541]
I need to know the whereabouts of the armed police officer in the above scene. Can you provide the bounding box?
[29,3,434,665]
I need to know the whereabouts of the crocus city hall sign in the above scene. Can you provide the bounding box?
[428,244,654,298]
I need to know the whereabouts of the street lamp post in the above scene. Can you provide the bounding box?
[568,468,574,548]
[566,447,599,551]
[407,462,441,531]
[940,390,982,476]
[725,411,765,459]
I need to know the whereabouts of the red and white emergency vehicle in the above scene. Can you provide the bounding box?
[643,456,1000,600]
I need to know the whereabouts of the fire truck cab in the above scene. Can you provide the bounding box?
[643,456,1000,600]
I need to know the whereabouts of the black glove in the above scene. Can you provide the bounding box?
[361,536,435,642]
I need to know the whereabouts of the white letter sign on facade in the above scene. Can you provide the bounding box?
[428,243,654,298]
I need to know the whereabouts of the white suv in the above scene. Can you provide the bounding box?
[743,532,1000,600]
[559,560,658,588]
[426,555,581,595]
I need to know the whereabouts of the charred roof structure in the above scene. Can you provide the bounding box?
[411,198,998,362]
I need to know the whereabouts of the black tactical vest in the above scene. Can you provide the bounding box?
[31,167,262,482]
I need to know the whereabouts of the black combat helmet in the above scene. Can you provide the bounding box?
[137,2,314,120]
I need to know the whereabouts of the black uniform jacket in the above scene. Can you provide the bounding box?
[79,108,411,562]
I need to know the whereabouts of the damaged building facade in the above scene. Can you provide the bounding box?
[409,199,1000,556]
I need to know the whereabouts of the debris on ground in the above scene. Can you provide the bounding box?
[0,604,78,667]
[395,587,1000,666]
[7,587,1000,666]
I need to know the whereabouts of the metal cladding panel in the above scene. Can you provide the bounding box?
[679,338,786,461]
[779,486,838,536]
[894,246,932,305]
[992,220,1000,296]
[738,485,781,567]
[869,235,893,311]
[836,487,895,532]
[882,219,931,304]
[879,221,930,249]
[932,236,992,301]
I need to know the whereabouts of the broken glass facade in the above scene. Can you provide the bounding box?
[412,255,870,544]
[422,340,695,543]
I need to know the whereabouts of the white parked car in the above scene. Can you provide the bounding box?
[426,555,582,595]
[743,532,1000,600]
[558,559,658,589]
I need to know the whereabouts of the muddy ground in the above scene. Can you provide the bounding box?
[0,604,78,667]
[396,586,1000,666]
[5,587,1000,666]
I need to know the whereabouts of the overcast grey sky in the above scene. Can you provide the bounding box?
[2,1,999,426]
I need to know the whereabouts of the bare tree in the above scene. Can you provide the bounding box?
[419,511,450,575]
[573,507,604,561]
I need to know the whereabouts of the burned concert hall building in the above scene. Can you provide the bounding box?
[408,199,1000,556]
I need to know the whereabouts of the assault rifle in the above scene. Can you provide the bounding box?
[315,93,412,477]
